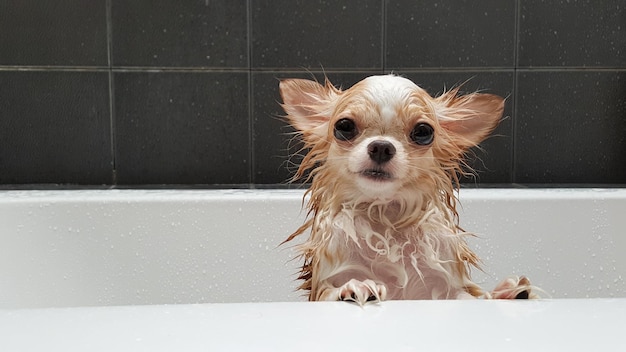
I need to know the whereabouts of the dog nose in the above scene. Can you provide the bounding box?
[367,140,396,164]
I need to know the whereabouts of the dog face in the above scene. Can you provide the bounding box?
[325,75,439,200]
[280,75,504,201]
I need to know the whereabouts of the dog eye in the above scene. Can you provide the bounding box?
[334,118,358,141]
[410,123,434,145]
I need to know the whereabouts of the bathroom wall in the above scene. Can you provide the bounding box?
[1,0,624,188]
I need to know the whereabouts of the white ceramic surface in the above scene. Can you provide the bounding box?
[1,188,625,309]
[1,299,625,351]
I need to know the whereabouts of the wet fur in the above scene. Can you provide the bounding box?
[280,74,534,302]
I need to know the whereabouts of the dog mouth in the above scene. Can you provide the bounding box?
[360,168,393,181]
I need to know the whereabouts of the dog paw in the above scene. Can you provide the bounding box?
[337,279,387,305]
[491,276,537,299]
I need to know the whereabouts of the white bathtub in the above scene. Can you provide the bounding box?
[1,188,625,351]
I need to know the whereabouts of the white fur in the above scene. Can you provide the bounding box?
[317,207,470,300]
[362,75,420,107]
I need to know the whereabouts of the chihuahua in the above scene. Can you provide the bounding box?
[279,74,534,304]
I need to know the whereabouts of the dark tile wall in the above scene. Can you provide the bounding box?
[1,0,624,188]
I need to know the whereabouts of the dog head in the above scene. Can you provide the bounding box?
[280,74,503,203]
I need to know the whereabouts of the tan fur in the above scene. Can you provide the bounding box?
[279,74,534,303]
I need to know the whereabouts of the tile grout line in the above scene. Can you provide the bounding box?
[247,0,255,188]
[1,65,623,73]
[510,0,521,184]
[105,0,118,185]
[381,0,387,73]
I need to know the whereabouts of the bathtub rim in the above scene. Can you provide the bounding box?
[0,187,625,204]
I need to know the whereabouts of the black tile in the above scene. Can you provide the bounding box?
[251,0,383,69]
[515,71,626,184]
[111,1,247,67]
[114,72,249,185]
[253,71,383,185]
[519,1,626,67]
[397,71,515,184]
[0,71,112,185]
[386,0,516,68]
[0,0,108,66]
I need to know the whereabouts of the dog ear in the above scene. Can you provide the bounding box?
[279,78,340,142]
[435,89,504,149]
